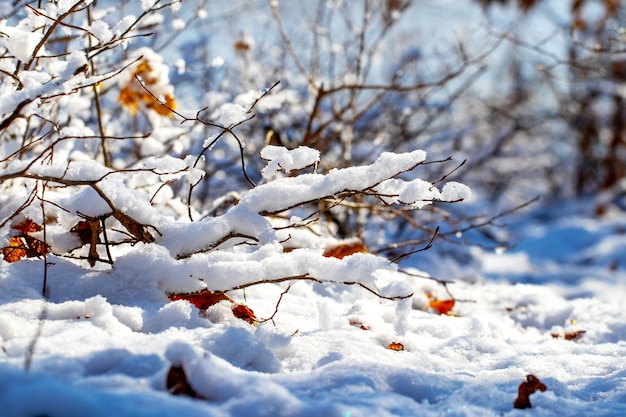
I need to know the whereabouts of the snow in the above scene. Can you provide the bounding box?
[260,145,320,179]
[218,103,248,126]
[3,186,626,417]
[1,1,626,416]
[0,25,42,62]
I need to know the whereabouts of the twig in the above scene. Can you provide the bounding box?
[226,273,413,301]
[258,284,291,325]
[391,226,439,263]
[24,181,51,371]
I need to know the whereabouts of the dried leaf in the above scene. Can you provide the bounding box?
[234,39,252,52]
[23,236,50,258]
[112,211,155,243]
[168,290,257,325]
[232,304,258,326]
[604,0,618,15]
[119,59,176,117]
[3,237,27,263]
[3,219,50,263]
[349,319,369,330]
[71,220,101,245]
[13,219,42,234]
[572,0,584,12]
[71,219,102,267]
[428,298,456,315]
[551,330,586,341]
[519,0,538,10]
[513,374,547,409]
[387,341,405,351]
[167,289,233,310]
[166,365,202,398]
[323,240,367,259]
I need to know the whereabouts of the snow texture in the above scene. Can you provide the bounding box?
[218,103,248,126]
[0,1,625,416]
[1,205,626,416]
[260,145,320,179]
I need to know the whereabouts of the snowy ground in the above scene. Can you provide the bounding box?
[1,198,625,417]
[2,1,626,416]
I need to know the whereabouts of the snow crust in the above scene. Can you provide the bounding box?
[0,1,625,416]
[1,206,626,416]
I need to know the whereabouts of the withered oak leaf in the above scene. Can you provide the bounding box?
[71,220,101,246]
[71,219,102,267]
[112,211,155,243]
[513,374,547,409]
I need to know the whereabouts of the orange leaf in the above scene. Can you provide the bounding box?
[3,219,50,263]
[3,237,27,263]
[428,298,455,315]
[118,59,176,117]
[323,240,367,259]
[514,374,547,409]
[147,93,176,116]
[13,219,42,234]
[118,86,140,115]
[232,303,257,326]
[387,341,405,351]
[167,289,233,310]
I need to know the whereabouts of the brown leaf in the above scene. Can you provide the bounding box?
[166,365,202,398]
[349,319,369,330]
[519,0,538,10]
[167,289,233,310]
[23,236,50,258]
[234,39,252,53]
[514,374,547,409]
[323,240,367,259]
[572,0,584,12]
[71,220,101,245]
[551,330,586,341]
[112,211,155,243]
[71,219,102,267]
[387,341,405,351]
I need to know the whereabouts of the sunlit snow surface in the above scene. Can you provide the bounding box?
[1,202,626,416]
[1,0,626,416]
